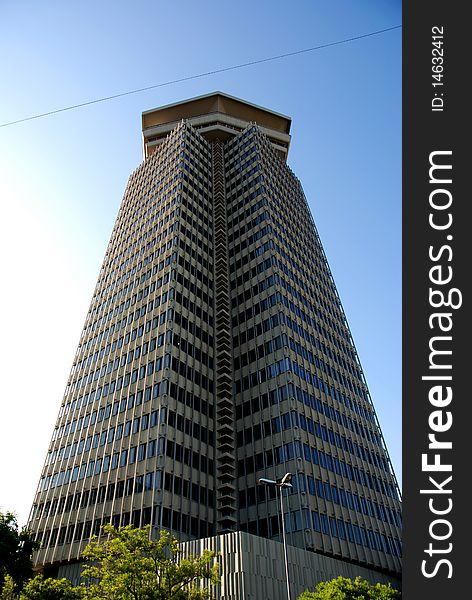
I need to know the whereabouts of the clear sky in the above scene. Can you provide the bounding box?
[0,0,401,527]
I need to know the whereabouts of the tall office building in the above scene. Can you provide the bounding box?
[28,93,401,595]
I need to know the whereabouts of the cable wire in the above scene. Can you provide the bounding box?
[0,25,401,129]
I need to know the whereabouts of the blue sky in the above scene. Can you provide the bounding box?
[0,0,401,526]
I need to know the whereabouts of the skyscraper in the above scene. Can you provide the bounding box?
[28,93,401,594]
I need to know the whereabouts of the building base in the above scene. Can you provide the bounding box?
[182,532,401,599]
[57,531,400,599]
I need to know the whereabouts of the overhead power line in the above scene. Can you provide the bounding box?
[0,25,401,129]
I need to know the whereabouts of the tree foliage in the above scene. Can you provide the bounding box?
[19,575,82,600]
[298,576,401,600]
[0,513,39,592]
[0,575,17,600]
[80,524,219,600]
[2,523,219,600]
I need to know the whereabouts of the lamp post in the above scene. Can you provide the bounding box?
[258,473,293,600]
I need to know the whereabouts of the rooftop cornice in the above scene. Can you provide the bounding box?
[142,92,292,160]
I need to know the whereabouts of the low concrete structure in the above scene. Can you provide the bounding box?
[57,531,400,599]
[182,531,401,599]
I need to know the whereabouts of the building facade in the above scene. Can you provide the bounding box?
[28,93,401,590]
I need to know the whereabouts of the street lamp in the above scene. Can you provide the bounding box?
[258,473,293,600]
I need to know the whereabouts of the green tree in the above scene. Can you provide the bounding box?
[0,575,17,600]
[0,513,39,592]
[298,576,401,600]
[18,575,81,600]
[80,524,219,600]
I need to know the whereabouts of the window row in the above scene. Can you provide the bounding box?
[47,406,167,467]
[231,265,359,386]
[175,269,212,308]
[34,470,162,520]
[228,223,272,260]
[227,210,270,244]
[94,220,177,304]
[35,503,214,549]
[180,190,213,222]
[167,409,215,446]
[237,434,398,501]
[231,272,278,309]
[74,328,168,380]
[39,438,164,493]
[272,259,352,354]
[177,237,212,274]
[266,234,344,327]
[231,266,355,377]
[180,204,212,242]
[172,333,214,369]
[225,166,261,207]
[232,308,283,349]
[234,334,285,371]
[82,270,171,351]
[241,509,401,559]
[234,351,371,443]
[239,470,401,528]
[234,357,291,395]
[170,356,213,393]
[69,349,169,398]
[178,217,212,256]
[235,380,380,455]
[237,406,385,474]
[226,189,266,231]
[105,155,179,266]
[56,380,167,439]
[165,439,214,475]
[168,382,214,419]
[88,253,176,333]
[174,289,212,325]
[177,254,211,289]
[229,237,274,274]
[163,472,214,506]
[173,310,214,349]
[90,244,174,321]
[284,312,364,397]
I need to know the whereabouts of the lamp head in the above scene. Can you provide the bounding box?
[258,477,277,486]
[280,472,293,487]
